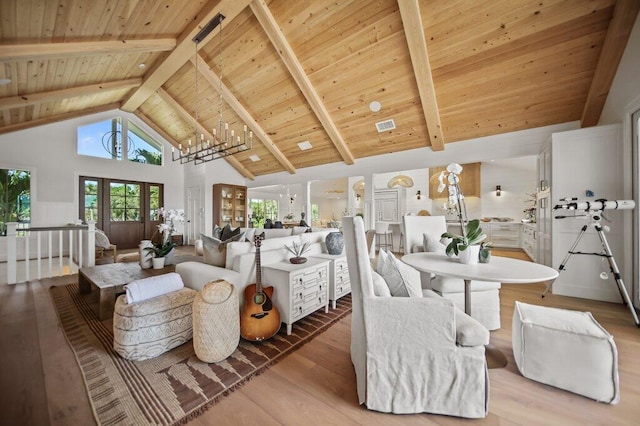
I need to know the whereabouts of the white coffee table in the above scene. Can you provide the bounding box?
[402,252,559,367]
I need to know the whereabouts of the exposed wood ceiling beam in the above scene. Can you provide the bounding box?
[0,39,176,62]
[121,0,252,113]
[250,0,355,165]
[190,55,297,174]
[398,0,445,151]
[0,102,120,135]
[156,88,255,180]
[0,78,141,110]
[581,0,640,127]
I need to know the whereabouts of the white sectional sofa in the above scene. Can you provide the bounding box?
[176,228,339,307]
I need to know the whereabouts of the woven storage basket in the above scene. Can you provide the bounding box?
[193,279,240,363]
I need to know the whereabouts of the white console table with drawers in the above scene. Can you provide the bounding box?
[311,253,351,309]
[262,258,330,335]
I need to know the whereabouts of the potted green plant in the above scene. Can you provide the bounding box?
[145,239,178,269]
[479,241,493,263]
[285,241,311,264]
[441,219,487,264]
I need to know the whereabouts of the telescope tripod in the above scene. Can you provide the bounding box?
[541,213,640,327]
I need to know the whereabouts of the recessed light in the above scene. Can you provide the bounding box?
[297,141,313,150]
[138,63,146,69]
[249,154,261,162]
[369,101,381,112]
[0,78,11,86]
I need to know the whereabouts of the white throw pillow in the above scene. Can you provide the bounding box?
[371,270,392,297]
[423,233,446,254]
[201,232,245,267]
[244,227,257,244]
[201,234,225,267]
[379,250,422,298]
[375,248,389,275]
[95,230,111,249]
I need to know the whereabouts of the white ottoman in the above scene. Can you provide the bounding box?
[113,287,197,361]
[512,301,619,404]
[192,280,240,363]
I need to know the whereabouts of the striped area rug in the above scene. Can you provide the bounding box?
[50,283,351,426]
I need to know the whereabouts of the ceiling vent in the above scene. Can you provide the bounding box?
[249,154,261,162]
[297,141,313,150]
[375,119,396,133]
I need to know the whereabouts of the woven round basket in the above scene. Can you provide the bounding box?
[192,279,240,363]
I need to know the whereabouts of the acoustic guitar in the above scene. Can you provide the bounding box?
[240,233,281,341]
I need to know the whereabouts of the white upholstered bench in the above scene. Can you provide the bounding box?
[512,301,619,404]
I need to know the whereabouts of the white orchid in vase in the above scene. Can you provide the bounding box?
[437,163,489,258]
[437,163,468,234]
[147,207,185,257]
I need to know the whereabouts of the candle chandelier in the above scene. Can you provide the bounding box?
[172,13,253,165]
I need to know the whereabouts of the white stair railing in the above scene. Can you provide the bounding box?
[5,222,96,284]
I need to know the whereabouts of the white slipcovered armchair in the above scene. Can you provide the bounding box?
[343,216,488,418]
[403,215,502,330]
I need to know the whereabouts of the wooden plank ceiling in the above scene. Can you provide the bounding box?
[1,0,638,179]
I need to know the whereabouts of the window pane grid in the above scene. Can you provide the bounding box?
[77,117,162,166]
[1,169,31,236]
[110,182,141,222]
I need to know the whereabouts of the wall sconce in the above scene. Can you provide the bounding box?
[416,190,422,200]
[355,193,361,202]
[496,185,502,196]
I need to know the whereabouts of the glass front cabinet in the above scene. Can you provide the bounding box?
[212,183,247,228]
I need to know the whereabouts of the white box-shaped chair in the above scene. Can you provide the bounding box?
[512,301,619,404]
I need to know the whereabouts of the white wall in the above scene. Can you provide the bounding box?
[480,157,537,220]
[551,124,631,303]
[315,198,347,223]
[599,14,640,125]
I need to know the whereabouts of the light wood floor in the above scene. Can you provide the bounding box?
[2,249,640,425]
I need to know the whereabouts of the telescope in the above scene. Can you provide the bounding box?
[546,196,640,326]
[554,198,635,212]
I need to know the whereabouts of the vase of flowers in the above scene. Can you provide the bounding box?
[146,207,184,266]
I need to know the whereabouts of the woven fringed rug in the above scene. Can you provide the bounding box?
[50,283,351,426]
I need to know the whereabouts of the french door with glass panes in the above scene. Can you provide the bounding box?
[80,176,163,249]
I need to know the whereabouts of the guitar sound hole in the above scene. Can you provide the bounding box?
[253,293,265,305]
